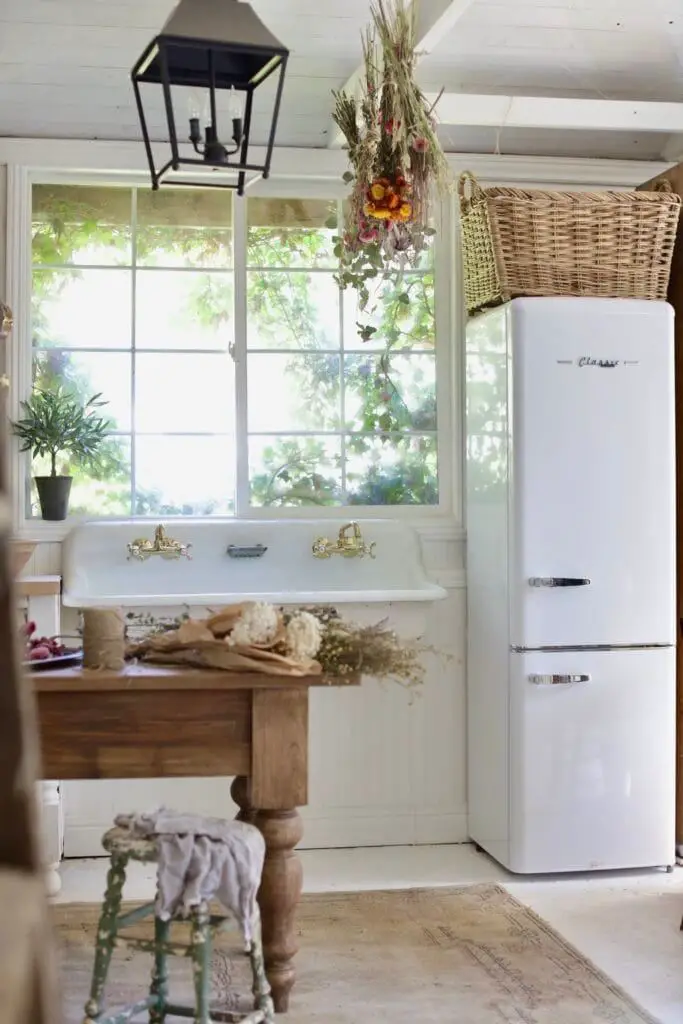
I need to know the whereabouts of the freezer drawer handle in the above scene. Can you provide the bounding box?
[528,673,591,685]
[528,577,591,588]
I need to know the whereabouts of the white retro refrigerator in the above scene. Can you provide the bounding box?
[465,297,676,873]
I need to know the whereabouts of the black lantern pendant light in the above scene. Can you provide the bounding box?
[131,0,289,193]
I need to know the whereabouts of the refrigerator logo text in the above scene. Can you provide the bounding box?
[577,357,619,368]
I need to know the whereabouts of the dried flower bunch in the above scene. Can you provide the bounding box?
[125,601,431,691]
[331,0,451,317]
[315,611,430,692]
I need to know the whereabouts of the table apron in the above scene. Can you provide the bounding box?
[35,688,252,780]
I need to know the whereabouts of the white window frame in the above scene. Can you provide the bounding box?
[5,140,653,542]
[6,164,457,539]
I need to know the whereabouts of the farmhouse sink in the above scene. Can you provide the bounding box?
[62,519,447,608]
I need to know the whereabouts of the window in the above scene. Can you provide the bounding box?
[29,182,440,517]
[31,185,235,517]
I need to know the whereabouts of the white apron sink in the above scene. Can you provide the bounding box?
[62,519,446,608]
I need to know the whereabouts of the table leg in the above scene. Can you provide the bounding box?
[231,775,255,825]
[39,781,63,896]
[253,808,304,1014]
[231,777,304,1014]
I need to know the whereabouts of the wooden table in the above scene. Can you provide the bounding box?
[31,663,360,1013]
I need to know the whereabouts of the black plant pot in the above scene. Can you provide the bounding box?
[35,475,72,521]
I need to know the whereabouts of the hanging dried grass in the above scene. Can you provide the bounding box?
[331,0,451,318]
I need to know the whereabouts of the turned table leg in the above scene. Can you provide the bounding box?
[253,808,304,1014]
[232,685,309,1014]
[231,777,304,1014]
[39,781,63,896]
[231,775,255,826]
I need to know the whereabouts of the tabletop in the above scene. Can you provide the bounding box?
[29,661,360,693]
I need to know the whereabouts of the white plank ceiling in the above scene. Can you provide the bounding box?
[1,0,683,160]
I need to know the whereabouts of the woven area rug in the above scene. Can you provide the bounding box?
[54,883,658,1023]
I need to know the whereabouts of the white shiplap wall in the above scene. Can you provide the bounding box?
[2,0,683,156]
[21,532,468,855]
[0,0,369,147]
[427,0,683,103]
[54,528,468,857]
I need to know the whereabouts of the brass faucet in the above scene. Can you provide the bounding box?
[312,521,376,560]
[127,524,192,562]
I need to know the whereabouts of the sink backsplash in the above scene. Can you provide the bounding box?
[61,519,447,608]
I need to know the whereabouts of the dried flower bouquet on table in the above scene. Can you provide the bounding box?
[125,602,432,692]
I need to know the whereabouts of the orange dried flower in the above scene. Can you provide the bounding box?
[365,204,392,220]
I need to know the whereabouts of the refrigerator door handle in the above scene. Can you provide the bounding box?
[528,673,591,685]
[528,576,591,588]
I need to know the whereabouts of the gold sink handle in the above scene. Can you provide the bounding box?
[127,523,192,561]
[312,521,375,560]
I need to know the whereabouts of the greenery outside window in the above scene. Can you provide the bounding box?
[29,182,442,518]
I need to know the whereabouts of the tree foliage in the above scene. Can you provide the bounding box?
[464,318,508,500]
[30,185,438,514]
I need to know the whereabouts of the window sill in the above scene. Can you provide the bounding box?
[14,520,78,543]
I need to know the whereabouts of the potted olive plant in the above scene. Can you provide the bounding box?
[12,386,112,521]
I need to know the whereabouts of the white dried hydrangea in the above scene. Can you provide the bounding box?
[284,610,322,661]
[228,601,280,647]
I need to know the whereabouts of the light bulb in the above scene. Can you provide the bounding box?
[187,87,209,125]
[227,87,244,148]
[227,87,243,119]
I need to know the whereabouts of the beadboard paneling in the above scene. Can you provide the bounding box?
[22,541,61,577]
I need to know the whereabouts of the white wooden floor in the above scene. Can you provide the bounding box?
[57,842,683,1023]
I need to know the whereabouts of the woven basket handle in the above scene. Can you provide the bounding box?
[458,171,485,209]
[650,178,673,193]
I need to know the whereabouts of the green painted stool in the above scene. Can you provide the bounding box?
[83,826,274,1024]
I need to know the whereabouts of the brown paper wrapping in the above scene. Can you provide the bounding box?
[125,609,320,677]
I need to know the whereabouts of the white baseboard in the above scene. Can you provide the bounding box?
[414,809,469,846]
[63,806,469,858]
[64,825,120,860]
[302,809,469,849]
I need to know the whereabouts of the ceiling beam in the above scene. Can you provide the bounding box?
[326,0,476,148]
[426,93,683,134]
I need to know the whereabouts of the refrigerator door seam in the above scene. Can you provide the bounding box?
[511,643,673,652]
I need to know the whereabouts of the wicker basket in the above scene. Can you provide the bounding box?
[458,171,681,316]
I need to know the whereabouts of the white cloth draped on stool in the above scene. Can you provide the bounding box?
[114,809,265,943]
